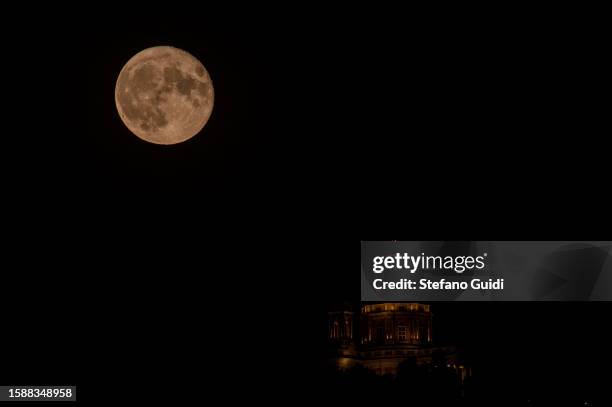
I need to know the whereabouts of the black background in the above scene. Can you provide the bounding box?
[1,3,609,405]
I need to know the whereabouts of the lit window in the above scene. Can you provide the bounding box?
[398,326,408,342]
[331,321,339,338]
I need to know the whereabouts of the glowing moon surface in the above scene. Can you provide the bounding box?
[115,46,214,145]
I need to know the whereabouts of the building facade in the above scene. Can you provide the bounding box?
[329,303,469,382]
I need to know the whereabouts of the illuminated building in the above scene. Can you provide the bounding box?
[328,302,470,382]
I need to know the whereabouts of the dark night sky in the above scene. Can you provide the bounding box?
[1,4,610,404]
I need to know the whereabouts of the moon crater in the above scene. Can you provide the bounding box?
[115,46,214,145]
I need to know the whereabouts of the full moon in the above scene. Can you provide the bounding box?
[115,46,214,145]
